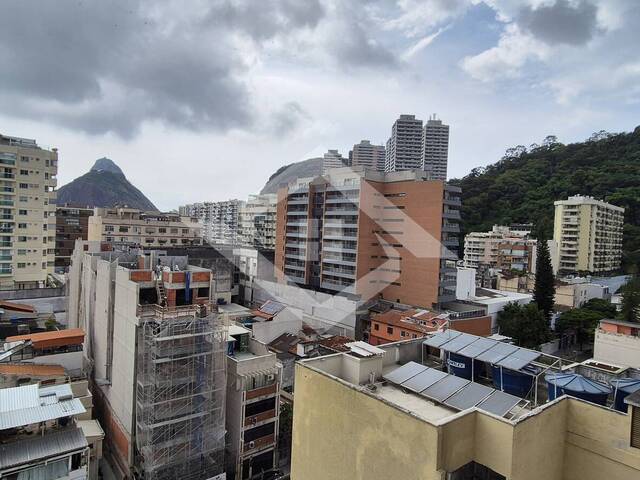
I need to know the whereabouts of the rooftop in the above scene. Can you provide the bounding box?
[6,328,85,349]
[0,363,66,377]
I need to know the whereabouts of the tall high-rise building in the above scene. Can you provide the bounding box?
[463,225,537,273]
[322,149,347,174]
[385,115,424,172]
[423,115,450,180]
[54,204,93,270]
[552,195,624,275]
[349,140,385,172]
[181,200,244,245]
[274,167,461,308]
[0,133,57,289]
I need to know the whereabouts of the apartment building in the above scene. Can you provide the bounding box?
[553,195,624,275]
[0,133,58,289]
[463,225,537,272]
[226,325,281,479]
[385,114,424,172]
[423,116,450,181]
[181,200,244,245]
[274,166,461,309]
[594,318,640,368]
[238,194,277,249]
[291,338,640,480]
[349,140,385,172]
[88,206,201,248]
[322,149,348,175]
[55,204,93,270]
[67,247,226,479]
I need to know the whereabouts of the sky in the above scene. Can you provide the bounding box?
[0,0,638,211]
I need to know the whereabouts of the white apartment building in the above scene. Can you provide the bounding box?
[181,200,244,245]
[349,140,385,172]
[553,195,624,274]
[322,149,347,175]
[423,116,450,181]
[88,207,201,247]
[385,114,424,172]
[463,225,537,272]
[238,194,277,249]
[0,133,57,289]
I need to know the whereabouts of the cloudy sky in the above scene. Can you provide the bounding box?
[0,0,638,211]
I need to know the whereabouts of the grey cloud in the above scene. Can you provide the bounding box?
[207,0,325,40]
[268,102,311,137]
[518,0,599,46]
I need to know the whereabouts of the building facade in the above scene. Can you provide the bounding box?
[181,200,244,245]
[0,133,58,289]
[67,248,226,479]
[88,207,201,248]
[385,114,424,172]
[463,225,537,272]
[238,194,277,249]
[321,149,347,175]
[553,195,624,275]
[423,116,450,181]
[291,338,640,480]
[55,204,93,270]
[226,325,281,479]
[274,167,461,308]
[349,140,385,172]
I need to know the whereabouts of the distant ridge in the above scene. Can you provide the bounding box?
[57,157,157,211]
[260,157,322,194]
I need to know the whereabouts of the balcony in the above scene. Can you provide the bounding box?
[322,257,356,266]
[286,221,308,227]
[0,173,15,180]
[443,209,461,220]
[244,409,277,427]
[324,222,358,229]
[324,208,359,216]
[321,280,355,294]
[322,267,356,278]
[287,210,308,216]
[246,383,278,401]
[244,433,276,454]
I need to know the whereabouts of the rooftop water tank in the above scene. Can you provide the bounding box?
[611,378,640,412]
[492,364,539,398]
[545,373,612,406]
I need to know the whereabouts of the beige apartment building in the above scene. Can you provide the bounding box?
[88,206,201,247]
[0,133,57,289]
[239,194,277,249]
[291,338,640,480]
[463,225,537,273]
[553,195,624,275]
[274,166,462,308]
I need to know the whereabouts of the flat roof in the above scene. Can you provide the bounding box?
[375,384,455,423]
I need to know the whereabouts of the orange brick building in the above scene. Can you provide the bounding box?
[274,167,461,308]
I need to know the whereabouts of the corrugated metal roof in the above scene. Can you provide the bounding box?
[345,341,385,357]
[0,384,39,413]
[5,329,85,349]
[0,399,86,430]
[0,427,88,469]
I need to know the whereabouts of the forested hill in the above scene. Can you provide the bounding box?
[449,127,640,273]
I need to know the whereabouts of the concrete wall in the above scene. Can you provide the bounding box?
[594,329,640,368]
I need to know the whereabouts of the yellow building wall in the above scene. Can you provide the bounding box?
[577,204,592,271]
[291,364,444,480]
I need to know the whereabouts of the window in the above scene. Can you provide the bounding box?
[632,406,640,449]
[158,227,166,233]
[182,229,189,234]
[106,236,113,242]
[400,331,407,337]
[18,209,27,215]
[17,263,25,268]
[170,228,178,234]
[17,249,26,255]
[104,225,114,232]
[18,223,26,228]
[18,236,27,242]
[386,326,393,335]
[21,156,29,162]
[170,239,177,244]
[19,183,28,189]
[373,323,379,331]
[19,196,28,202]
[118,226,129,232]
[19,169,28,175]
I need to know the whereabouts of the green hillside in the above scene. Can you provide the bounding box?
[449,127,640,273]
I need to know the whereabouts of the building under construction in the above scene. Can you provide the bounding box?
[67,243,227,479]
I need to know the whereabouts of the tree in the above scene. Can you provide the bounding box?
[581,298,617,318]
[533,238,555,322]
[618,276,640,323]
[555,309,603,350]
[497,302,550,349]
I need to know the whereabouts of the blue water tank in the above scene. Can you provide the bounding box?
[491,365,538,398]
[447,353,483,380]
[545,373,612,406]
[611,378,640,412]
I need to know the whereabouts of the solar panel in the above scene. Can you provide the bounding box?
[477,390,522,417]
[421,375,470,402]
[475,342,519,364]
[422,330,462,348]
[457,338,496,359]
[401,368,448,393]
[260,301,285,315]
[438,333,479,354]
[382,361,428,385]
[496,348,541,371]
[444,382,494,410]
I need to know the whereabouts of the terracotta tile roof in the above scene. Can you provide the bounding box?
[0,301,36,313]
[371,309,446,334]
[0,363,66,376]
[318,335,353,353]
[6,328,85,349]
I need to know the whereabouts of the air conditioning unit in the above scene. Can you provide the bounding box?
[267,373,275,382]
[248,441,255,449]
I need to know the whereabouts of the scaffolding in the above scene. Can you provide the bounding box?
[135,304,226,480]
